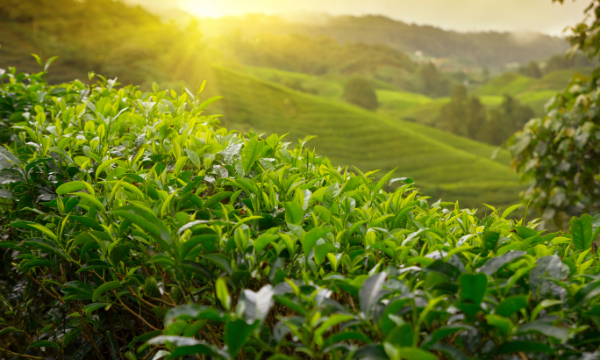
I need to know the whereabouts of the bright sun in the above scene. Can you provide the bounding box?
[179,0,225,18]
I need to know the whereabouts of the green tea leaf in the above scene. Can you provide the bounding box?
[92,280,121,301]
[284,201,304,225]
[570,214,593,251]
[242,136,264,174]
[28,340,59,349]
[459,273,487,305]
[224,319,259,358]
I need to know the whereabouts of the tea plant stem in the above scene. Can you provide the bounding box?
[80,310,106,360]
[141,346,159,360]
[114,293,159,330]
[27,274,64,304]
[125,284,160,307]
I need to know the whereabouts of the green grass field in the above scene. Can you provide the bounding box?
[214,65,522,209]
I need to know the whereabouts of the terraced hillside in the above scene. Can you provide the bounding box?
[473,67,594,116]
[214,65,522,209]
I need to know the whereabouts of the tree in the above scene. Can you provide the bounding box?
[509,0,600,226]
[438,84,486,139]
[439,84,468,136]
[342,77,379,111]
[480,95,534,145]
[518,61,543,78]
[418,62,451,97]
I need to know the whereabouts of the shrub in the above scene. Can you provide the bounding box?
[509,0,600,225]
[3,66,600,360]
[342,77,379,111]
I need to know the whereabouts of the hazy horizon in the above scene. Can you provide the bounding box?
[126,0,590,36]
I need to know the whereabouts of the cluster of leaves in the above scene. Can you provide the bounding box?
[3,66,600,360]
[509,0,600,225]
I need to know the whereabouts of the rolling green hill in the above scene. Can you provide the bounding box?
[472,67,593,116]
[198,14,569,70]
[213,65,522,209]
[475,67,593,96]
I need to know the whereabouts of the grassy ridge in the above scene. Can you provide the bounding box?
[475,67,593,96]
[214,65,522,208]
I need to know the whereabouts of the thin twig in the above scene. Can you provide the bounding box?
[27,274,64,304]
[141,346,159,360]
[80,310,107,360]
[115,293,159,330]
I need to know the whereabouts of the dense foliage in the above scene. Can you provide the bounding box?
[509,0,600,225]
[2,63,600,360]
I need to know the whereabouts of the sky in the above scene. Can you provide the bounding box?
[138,0,592,36]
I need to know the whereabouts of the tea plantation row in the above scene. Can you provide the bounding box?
[1,68,600,360]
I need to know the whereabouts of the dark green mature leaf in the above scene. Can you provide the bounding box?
[71,342,94,360]
[128,330,163,349]
[496,341,552,354]
[21,258,53,270]
[478,251,526,276]
[530,255,570,295]
[82,302,108,314]
[315,243,336,266]
[323,331,372,348]
[482,231,500,251]
[28,340,59,349]
[517,321,568,340]
[570,214,593,251]
[515,226,538,240]
[359,272,387,317]
[254,234,279,255]
[379,299,408,336]
[495,295,528,317]
[204,191,232,209]
[573,281,600,308]
[422,324,471,350]
[203,253,233,276]
[106,331,120,360]
[71,215,103,231]
[169,344,217,357]
[111,205,172,248]
[354,344,388,360]
[92,281,121,301]
[301,227,332,255]
[384,323,412,348]
[225,319,259,358]
[459,273,487,305]
[0,327,22,336]
[430,344,470,360]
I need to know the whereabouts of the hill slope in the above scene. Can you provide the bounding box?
[199,14,568,70]
[214,66,522,208]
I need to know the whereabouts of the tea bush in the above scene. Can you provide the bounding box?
[2,65,600,360]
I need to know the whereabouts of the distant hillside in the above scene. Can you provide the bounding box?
[198,14,569,70]
[213,65,522,209]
